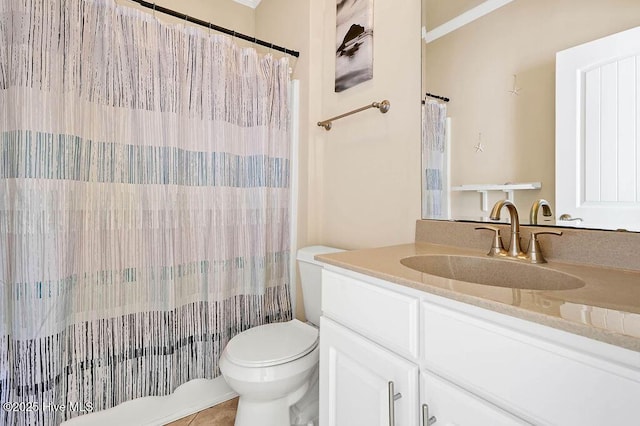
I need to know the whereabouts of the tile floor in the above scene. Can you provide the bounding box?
[165,397,238,426]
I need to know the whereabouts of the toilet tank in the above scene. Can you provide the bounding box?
[297,246,344,326]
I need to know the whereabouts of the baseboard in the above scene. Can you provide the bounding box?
[61,377,237,426]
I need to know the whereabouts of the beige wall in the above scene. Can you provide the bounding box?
[316,0,422,250]
[118,0,255,39]
[423,0,640,220]
[256,0,422,317]
[424,0,486,30]
[259,0,423,252]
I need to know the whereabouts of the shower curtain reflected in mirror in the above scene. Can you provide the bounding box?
[0,1,292,424]
[422,99,448,219]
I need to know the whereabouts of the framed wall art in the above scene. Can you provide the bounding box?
[335,0,374,92]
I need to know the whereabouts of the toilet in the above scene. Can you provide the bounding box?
[219,246,344,426]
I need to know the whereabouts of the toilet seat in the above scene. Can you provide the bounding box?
[224,319,318,368]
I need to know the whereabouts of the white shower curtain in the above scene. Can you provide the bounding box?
[0,1,292,424]
[422,99,448,218]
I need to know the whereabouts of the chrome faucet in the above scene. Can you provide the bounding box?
[529,199,553,225]
[489,200,525,259]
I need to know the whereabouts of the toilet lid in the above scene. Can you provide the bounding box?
[224,319,319,368]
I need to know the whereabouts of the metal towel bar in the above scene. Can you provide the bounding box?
[317,100,390,130]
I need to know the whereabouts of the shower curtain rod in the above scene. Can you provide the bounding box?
[422,92,450,103]
[128,0,300,58]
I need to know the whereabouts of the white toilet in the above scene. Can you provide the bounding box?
[219,246,344,426]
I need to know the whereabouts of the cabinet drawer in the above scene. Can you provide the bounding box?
[422,300,640,425]
[322,269,419,360]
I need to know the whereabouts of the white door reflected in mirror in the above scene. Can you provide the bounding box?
[556,26,640,232]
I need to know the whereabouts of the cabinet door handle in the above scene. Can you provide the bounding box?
[422,403,437,426]
[388,381,402,426]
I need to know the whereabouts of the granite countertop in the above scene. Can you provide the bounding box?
[316,242,640,352]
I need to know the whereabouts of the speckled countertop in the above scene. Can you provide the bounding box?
[317,242,640,352]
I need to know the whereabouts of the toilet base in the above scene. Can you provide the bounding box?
[234,381,309,426]
[235,397,290,426]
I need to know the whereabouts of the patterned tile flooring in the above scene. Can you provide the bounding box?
[165,397,238,426]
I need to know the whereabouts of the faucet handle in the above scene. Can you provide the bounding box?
[526,230,562,264]
[475,226,507,256]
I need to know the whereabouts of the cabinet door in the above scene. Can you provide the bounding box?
[320,316,419,426]
[421,370,530,426]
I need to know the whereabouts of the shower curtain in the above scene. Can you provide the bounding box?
[422,99,448,218]
[0,1,292,425]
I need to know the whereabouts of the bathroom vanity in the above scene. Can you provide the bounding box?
[316,222,640,426]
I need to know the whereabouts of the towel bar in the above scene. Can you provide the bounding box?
[317,100,390,130]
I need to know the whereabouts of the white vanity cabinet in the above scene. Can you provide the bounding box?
[319,267,640,426]
[320,268,420,426]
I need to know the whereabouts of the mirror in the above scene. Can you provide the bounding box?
[421,0,640,231]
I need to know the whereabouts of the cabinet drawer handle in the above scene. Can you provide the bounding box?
[388,381,402,426]
[422,403,437,426]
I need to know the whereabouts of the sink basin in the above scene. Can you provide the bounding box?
[400,255,585,291]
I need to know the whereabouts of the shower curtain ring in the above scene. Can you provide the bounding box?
[152,2,156,17]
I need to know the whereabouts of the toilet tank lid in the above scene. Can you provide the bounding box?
[296,246,345,265]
